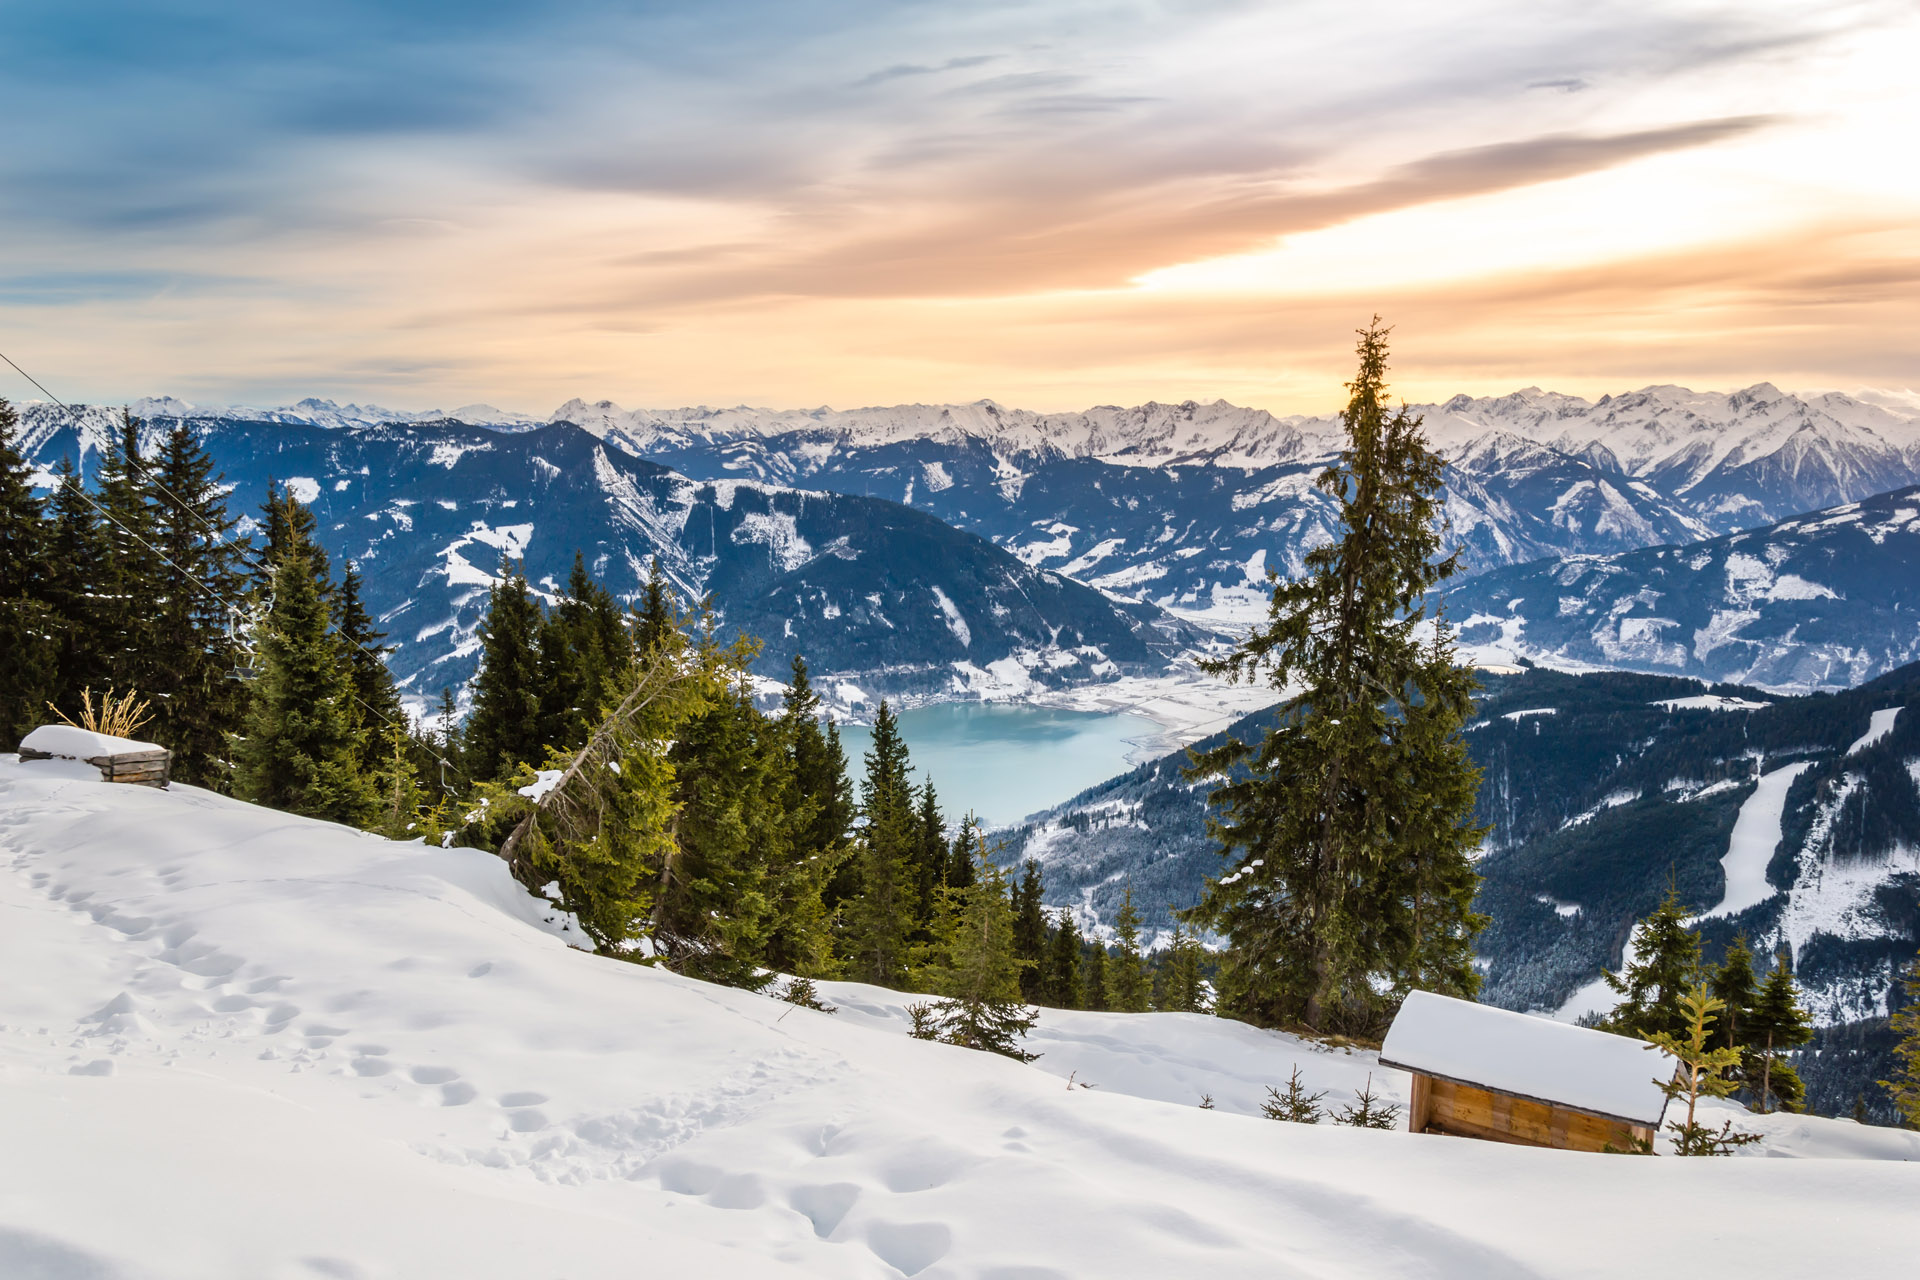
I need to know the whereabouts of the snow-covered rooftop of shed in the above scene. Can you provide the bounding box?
[19,723,163,759]
[1381,990,1674,1127]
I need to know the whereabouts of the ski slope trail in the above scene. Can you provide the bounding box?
[1701,762,1816,920]
[1,756,1914,1279]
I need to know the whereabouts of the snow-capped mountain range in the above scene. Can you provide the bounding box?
[1450,485,1920,689]
[74,382,1920,637]
[17,409,1194,716]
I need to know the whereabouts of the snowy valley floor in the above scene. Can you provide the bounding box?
[1,757,1915,1280]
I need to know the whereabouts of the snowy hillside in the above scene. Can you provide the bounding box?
[2,756,1914,1279]
[1449,485,1920,690]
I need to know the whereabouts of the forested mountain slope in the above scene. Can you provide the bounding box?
[997,663,1920,1117]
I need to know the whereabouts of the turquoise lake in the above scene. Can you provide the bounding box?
[836,702,1159,827]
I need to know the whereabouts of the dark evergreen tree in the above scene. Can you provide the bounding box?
[1105,884,1154,1012]
[231,545,374,824]
[946,814,980,891]
[432,686,464,790]
[1159,924,1209,1013]
[1185,321,1486,1034]
[333,559,403,781]
[537,552,631,752]
[41,456,109,708]
[842,700,918,983]
[1012,859,1047,1001]
[1333,1073,1401,1129]
[912,780,947,935]
[633,557,676,656]
[0,399,55,747]
[1043,909,1081,1009]
[464,561,545,782]
[919,856,1037,1061]
[93,409,160,687]
[143,422,248,785]
[1082,939,1108,1012]
[1707,934,1759,1060]
[1602,884,1702,1043]
[784,657,854,898]
[1745,951,1814,1114]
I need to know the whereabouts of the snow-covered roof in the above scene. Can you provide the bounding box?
[19,724,163,759]
[1381,991,1674,1127]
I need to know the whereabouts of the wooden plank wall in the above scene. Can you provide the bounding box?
[1418,1077,1650,1153]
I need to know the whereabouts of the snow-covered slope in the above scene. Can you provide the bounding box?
[2,758,1913,1279]
[1448,485,1920,690]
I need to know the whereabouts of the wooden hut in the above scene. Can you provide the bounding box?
[1380,990,1671,1153]
[18,724,172,789]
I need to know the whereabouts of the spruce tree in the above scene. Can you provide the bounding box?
[1185,321,1486,1034]
[1012,859,1048,1001]
[784,657,854,880]
[373,718,427,839]
[464,561,545,782]
[1082,939,1108,1012]
[537,552,631,752]
[919,857,1038,1060]
[143,422,247,785]
[1881,951,1920,1129]
[1746,951,1814,1114]
[1707,934,1759,1059]
[633,557,676,656]
[842,700,919,983]
[1159,924,1209,1013]
[42,456,109,708]
[1044,909,1081,1008]
[1603,885,1703,1043]
[946,814,980,891]
[333,560,403,780]
[93,409,160,689]
[1105,884,1153,1013]
[913,780,947,935]
[0,399,55,747]
[1646,984,1761,1155]
[1263,1065,1326,1123]
[231,546,375,824]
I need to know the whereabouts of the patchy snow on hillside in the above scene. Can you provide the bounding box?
[1,757,1914,1280]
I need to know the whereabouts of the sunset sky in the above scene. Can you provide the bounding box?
[5,0,1918,416]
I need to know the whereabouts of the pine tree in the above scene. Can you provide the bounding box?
[464,561,545,782]
[142,422,247,785]
[1881,951,1920,1129]
[1185,321,1486,1034]
[1708,934,1760,1059]
[913,780,947,935]
[946,813,980,891]
[1746,951,1814,1114]
[842,700,919,984]
[335,559,403,780]
[1334,1073,1402,1129]
[1082,939,1108,1012]
[1262,1065,1326,1123]
[93,409,161,689]
[0,398,56,748]
[1159,924,1209,1013]
[1602,885,1702,1043]
[1043,909,1081,1008]
[1645,984,1761,1155]
[41,455,109,709]
[231,546,375,824]
[1105,884,1153,1013]
[1012,859,1048,1001]
[373,718,427,839]
[537,552,631,752]
[919,857,1038,1061]
[653,661,790,988]
[633,557,676,656]
[431,686,464,790]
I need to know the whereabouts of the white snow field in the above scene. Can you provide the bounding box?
[1700,762,1816,921]
[2,758,1915,1280]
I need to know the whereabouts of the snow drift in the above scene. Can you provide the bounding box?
[1,755,1913,1279]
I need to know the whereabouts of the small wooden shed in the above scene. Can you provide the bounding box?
[18,724,172,788]
[1380,990,1671,1153]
